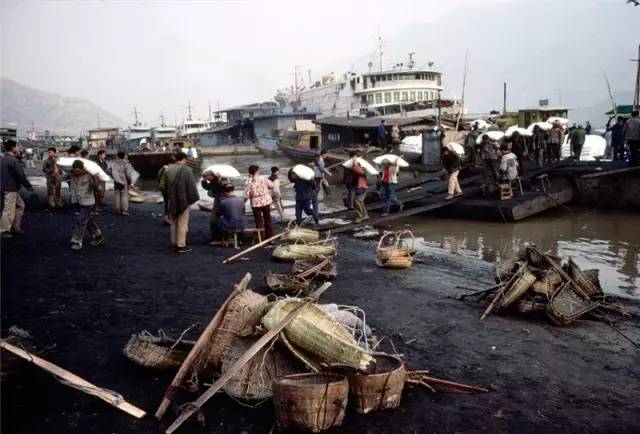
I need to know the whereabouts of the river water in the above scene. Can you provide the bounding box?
[31,154,638,300]
[190,155,638,300]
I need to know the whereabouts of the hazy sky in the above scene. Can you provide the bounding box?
[1,0,637,127]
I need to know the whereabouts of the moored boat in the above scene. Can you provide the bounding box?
[128,138,201,178]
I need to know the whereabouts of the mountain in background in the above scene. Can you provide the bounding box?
[0,78,125,136]
[377,0,638,127]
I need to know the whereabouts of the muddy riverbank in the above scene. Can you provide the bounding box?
[1,191,639,434]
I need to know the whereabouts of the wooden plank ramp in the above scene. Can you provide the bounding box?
[321,186,482,234]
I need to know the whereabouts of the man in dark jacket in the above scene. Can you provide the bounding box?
[42,147,63,209]
[509,131,526,176]
[212,184,246,241]
[201,170,228,241]
[289,168,318,226]
[1,140,34,238]
[569,125,586,160]
[607,117,626,161]
[158,152,199,252]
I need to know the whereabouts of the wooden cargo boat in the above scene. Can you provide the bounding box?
[128,139,201,178]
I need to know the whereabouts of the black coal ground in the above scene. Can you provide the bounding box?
[1,192,639,434]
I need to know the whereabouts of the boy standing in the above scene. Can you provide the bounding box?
[66,160,104,250]
[269,166,285,223]
[42,147,63,209]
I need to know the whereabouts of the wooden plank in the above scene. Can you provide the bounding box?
[155,273,252,420]
[580,166,640,179]
[0,341,146,418]
[510,188,573,221]
[326,187,481,234]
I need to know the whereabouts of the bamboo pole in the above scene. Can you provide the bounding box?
[222,231,288,264]
[155,273,251,420]
[406,371,488,394]
[455,49,469,131]
[0,341,146,418]
[480,265,521,320]
[165,299,313,434]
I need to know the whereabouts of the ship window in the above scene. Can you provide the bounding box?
[367,94,374,104]
[384,92,391,103]
[415,74,420,80]
[393,92,400,102]
[357,77,360,83]
[328,133,339,142]
[401,91,408,102]
[417,91,423,100]
[409,92,416,101]
[362,95,367,104]
[375,93,382,104]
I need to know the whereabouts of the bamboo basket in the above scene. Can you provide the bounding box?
[348,353,405,414]
[500,264,537,308]
[261,299,376,372]
[273,243,336,261]
[221,337,304,401]
[265,271,311,294]
[206,289,268,369]
[282,228,320,243]
[292,259,338,280]
[376,231,414,261]
[516,296,547,314]
[546,282,599,326]
[495,258,520,282]
[376,231,414,269]
[567,259,601,298]
[273,373,349,433]
[532,269,563,296]
[122,331,194,370]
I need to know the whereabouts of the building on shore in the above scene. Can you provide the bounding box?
[517,106,571,127]
[87,127,120,149]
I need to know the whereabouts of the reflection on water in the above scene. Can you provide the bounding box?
[396,210,639,299]
[132,155,639,300]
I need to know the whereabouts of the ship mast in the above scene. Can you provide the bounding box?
[186,102,193,121]
[132,107,140,126]
[377,28,384,71]
[159,112,166,127]
[632,44,640,111]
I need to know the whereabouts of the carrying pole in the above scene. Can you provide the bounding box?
[222,231,288,264]
[155,273,252,419]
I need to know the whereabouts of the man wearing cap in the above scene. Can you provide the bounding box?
[1,140,34,238]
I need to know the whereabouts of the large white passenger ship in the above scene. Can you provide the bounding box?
[280,53,460,119]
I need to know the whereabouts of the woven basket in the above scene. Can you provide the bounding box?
[567,259,601,298]
[273,244,336,261]
[495,258,520,282]
[500,264,536,308]
[283,228,320,243]
[516,296,547,314]
[376,231,413,269]
[261,299,375,372]
[122,331,193,370]
[376,231,414,261]
[546,282,599,326]
[348,353,405,414]
[265,271,311,294]
[292,259,338,280]
[273,373,349,433]
[221,337,304,401]
[207,289,268,369]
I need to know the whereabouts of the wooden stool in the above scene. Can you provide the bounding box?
[513,177,524,196]
[499,183,513,200]
[243,228,264,245]
[222,232,240,249]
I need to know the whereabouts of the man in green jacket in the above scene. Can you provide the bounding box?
[569,124,586,160]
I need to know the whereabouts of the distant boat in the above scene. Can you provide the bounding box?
[128,139,201,178]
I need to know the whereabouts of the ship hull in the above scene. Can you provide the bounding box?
[128,152,201,178]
